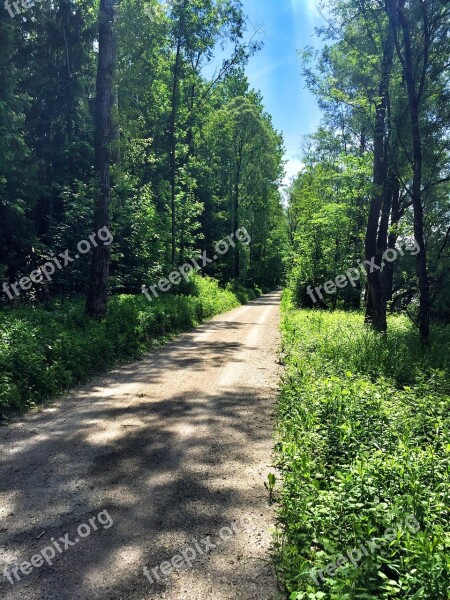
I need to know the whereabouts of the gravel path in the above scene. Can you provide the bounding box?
[0,292,283,600]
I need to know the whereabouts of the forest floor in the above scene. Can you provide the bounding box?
[0,292,283,600]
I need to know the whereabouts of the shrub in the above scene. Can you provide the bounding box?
[0,275,253,418]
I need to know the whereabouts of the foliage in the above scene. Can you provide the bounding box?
[287,146,371,309]
[276,291,450,599]
[287,0,450,327]
[0,0,287,302]
[0,276,257,418]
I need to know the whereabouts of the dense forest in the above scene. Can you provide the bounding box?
[0,0,449,598]
[0,0,287,312]
[287,0,450,343]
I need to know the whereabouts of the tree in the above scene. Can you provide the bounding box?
[389,0,431,343]
[85,0,119,317]
[206,93,284,280]
[290,0,450,335]
[364,0,396,333]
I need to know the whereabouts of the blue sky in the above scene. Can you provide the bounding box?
[241,0,326,185]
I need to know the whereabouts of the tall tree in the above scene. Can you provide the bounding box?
[364,0,396,332]
[390,0,431,343]
[85,0,118,317]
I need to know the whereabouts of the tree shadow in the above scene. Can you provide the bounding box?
[0,296,281,599]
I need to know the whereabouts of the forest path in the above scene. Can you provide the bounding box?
[0,292,282,600]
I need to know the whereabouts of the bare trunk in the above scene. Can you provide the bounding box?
[233,183,240,278]
[169,40,182,265]
[232,140,243,279]
[85,0,118,317]
[384,175,401,302]
[111,37,121,169]
[396,0,431,345]
[364,0,395,332]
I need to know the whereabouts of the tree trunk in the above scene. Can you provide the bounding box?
[169,39,182,265]
[111,37,121,169]
[233,183,240,278]
[364,0,395,332]
[232,139,243,279]
[85,0,118,317]
[179,82,197,264]
[384,175,401,302]
[396,0,431,345]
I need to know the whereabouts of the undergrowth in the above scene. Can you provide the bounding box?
[276,290,450,600]
[0,275,259,418]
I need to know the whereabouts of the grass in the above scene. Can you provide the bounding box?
[0,275,260,418]
[275,290,450,600]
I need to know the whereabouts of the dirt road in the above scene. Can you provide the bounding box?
[0,292,282,600]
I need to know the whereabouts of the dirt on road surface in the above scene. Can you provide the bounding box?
[0,291,283,600]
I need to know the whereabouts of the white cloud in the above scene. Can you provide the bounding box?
[281,158,305,189]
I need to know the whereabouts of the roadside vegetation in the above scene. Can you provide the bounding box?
[0,0,286,419]
[277,0,449,592]
[275,290,450,599]
[0,276,260,418]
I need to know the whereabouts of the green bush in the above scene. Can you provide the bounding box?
[276,290,450,600]
[0,275,252,417]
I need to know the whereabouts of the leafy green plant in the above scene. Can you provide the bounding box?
[0,275,254,419]
[275,291,450,599]
[265,472,277,503]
